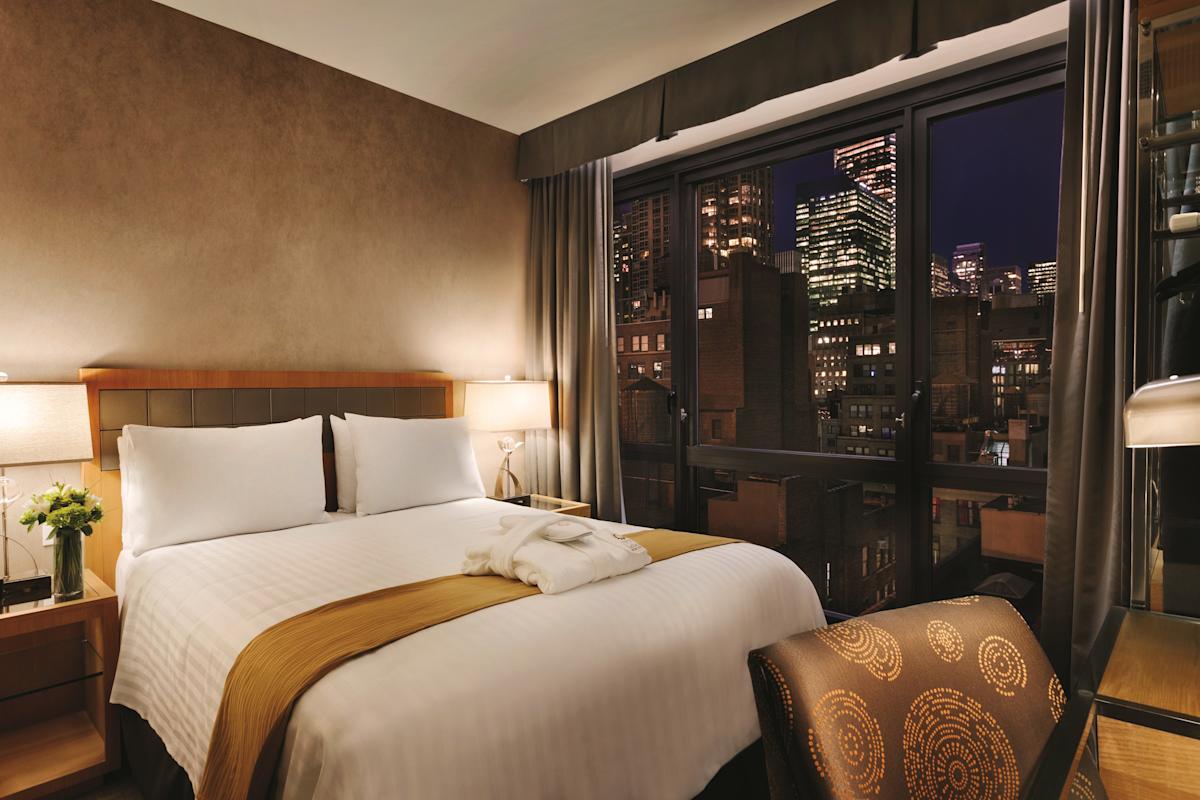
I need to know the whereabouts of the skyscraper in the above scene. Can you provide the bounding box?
[697,169,773,271]
[931,254,956,297]
[1028,260,1057,296]
[983,264,1024,298]
[952,242,987,297]
[833,134,897,205]
[774,249,800,274]
[613,193,671,323]
[795,175,894,308]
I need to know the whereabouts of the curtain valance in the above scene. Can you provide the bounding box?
[516,0,1059,179]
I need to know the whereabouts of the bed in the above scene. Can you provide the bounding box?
[82,368,825,799]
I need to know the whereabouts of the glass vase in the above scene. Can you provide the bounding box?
[53,528,85,601]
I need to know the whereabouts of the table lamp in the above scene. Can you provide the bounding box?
[464,378,552,498]
[0,378,94,587]
[1125,373,1200,615]
[1124,373,1200,447]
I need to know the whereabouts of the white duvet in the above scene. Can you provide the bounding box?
[111,498,824,799]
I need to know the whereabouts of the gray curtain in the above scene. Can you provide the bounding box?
[1041,0,1131,682]
[525,159,625,522]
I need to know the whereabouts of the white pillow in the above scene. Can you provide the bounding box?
[120,417,327,555]
[346,414,485,515]
[330,415,356,513]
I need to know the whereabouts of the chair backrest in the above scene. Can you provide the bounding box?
[749,596,1066,799]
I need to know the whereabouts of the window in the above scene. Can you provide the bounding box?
[956,499,980,528]
[614,190,675,529]
[925,86,1061,613]
[617,55,1063,619]
[928,90,1059,470]
[697,136,897,459]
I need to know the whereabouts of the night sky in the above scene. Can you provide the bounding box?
[929,88,1064,267]
[771,87,1065,270]
[772,150,843,253]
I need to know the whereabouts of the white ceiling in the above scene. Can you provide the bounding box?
[154,0,830,134]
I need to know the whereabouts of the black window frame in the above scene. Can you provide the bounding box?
[614,44,1066,608]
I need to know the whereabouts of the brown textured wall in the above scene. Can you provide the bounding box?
[0,0,529,383]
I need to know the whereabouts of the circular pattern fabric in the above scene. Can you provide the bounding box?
[978,635,1027,697]
[926,619,965,663]
[903,688,1020,800]
[807,689,886,798]
[1049,675,1066,723]
[1069,771,1097,800]
[815,619,903,681]
[936,596,981,606]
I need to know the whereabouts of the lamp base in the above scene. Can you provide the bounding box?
[493,437,526,498]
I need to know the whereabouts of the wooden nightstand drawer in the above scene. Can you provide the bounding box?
[0,570,119,799]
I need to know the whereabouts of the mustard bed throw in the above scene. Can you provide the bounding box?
[197,529,738,800]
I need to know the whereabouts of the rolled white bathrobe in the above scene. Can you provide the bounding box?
[463,514,651,594]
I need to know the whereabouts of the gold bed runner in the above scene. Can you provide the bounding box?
[197,529,738,800]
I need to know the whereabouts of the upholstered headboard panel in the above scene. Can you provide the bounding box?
[79,368,453,589]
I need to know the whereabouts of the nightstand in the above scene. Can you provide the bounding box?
[1029,607,1200,797]
[0,570,120,799]
[498,494,591,518]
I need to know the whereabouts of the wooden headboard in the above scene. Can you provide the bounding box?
[79,368,454,589]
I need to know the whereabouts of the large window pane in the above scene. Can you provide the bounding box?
[928,90,1064,468]
[620,455,675,528]
[695,134,899,455]
[699,468,898,615]
[614,191,674,526]
[931,487,1045,627]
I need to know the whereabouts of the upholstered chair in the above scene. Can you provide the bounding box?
[748,596,1070,799]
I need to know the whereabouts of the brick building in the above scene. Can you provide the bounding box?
[697,252,816,451]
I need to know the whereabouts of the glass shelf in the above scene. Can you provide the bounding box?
[0,637,103,704]
[528,495,580,512]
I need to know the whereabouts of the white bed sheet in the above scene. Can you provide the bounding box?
[111,498,824,799]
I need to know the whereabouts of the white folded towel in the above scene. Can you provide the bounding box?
[462,514,650,594]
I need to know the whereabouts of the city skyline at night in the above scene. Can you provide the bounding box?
[612,88,1065,615]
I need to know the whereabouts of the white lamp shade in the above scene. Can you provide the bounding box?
[1124,374,1200,448]
[0,383,94,467]
[464,380,552,432]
